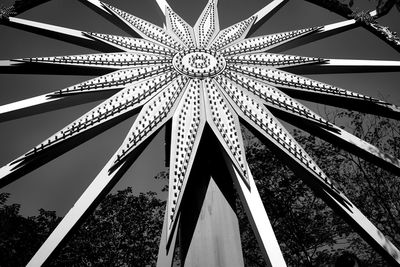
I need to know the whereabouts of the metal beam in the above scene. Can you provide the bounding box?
[249,0,290,35]
[229,65,400,120]
[222,26,321,56]
[166,79,206,242]
[0,53,172,75]
[157,206,179,267]
[0,90,113,122]
[194,0,220,48]
[0,64,172,122]
[209,16,256,51]
[155,0,171,18]
[1,17,115,52]
[283,58,400,74]
[227,53,400,74]
[101,2,184,51]
[78,0,143,37]
[268,11,377,53]
[203,79,249,186]
[165,6,196,48]
[225,160,287,267]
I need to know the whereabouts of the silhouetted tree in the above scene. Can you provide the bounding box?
[238,111,400,266]
[0,189,165,266]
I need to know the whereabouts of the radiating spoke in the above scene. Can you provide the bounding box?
[157,205,179,267]
[284,58,400,74]
[85,32,176,55]
[225,161,287,267]
[209,16,255,51]
[26,75,189,267]
[228,53,400,74]
[56,64,172,95]
[268,11,377,53]
[78,0,140,36]
[0,90,112,122]
[229,65,400,119]
[166,6,196,48]
[1,17,116,52]
[221,26,321,56]
[167,79,206,242]
[249,0,289,35]
[0,52,172,75]
[101,2,184,51]
[0,59,107,75]
[194,0,220,48]
[226,52,323,68]
[222,71,400,175]
[203,78,249,185]
[0,71,178,187]
[0,64,172,122]
[154,0,172,17]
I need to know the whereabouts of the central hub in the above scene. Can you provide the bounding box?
[173,48,226,78]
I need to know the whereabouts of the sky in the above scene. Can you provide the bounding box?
[0,0,399,217]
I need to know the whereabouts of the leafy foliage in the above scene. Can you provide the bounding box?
[0,189,165,266]
[238,111,400,266]
[0,193,60,267]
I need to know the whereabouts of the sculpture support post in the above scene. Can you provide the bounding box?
[178,135,244,267]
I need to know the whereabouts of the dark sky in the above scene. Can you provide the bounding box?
[0,0,399,216]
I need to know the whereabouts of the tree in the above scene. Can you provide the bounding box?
[238,111,400,266]
[0,189,165,266]
[0,193,60,267]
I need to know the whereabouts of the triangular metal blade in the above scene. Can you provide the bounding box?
[101,2,184,51]
[165,6,196,48]
[166,78,206,242]
[221,27,321,56]
[209,16,256,50]
[85,32,176,55]
[194,0,220,48]
[202,78,249,186]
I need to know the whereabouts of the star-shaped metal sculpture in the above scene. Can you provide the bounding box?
[1,0,400,266]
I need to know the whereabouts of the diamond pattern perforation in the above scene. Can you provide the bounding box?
[209,16,255,51]
[203,78,248,183]
[85,32,176,55]
[20,52,172,68]
[168,79,203,229]
[222,27,321,56]
[102,3,184,51]
[226,52,323,68]
[194,0,219,48]
[215,75,339,192]
[51,65,172,95]
[166,6,196,48]
[113,75,189,165]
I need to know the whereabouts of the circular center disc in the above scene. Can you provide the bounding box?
[172,49,226,78]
